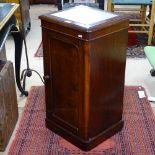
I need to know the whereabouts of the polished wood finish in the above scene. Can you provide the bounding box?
[40,8,128,151]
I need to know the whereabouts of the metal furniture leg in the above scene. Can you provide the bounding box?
[12,28,28,96]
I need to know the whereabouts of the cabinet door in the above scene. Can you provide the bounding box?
[43,30,84,134]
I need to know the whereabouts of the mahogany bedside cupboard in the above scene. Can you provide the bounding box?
[40,5,129,151]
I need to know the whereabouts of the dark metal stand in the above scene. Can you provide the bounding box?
[57,0,63,10]
[19,9,44,97]
[0,15,28,96]
[150,69,155,76]
[57,0,105,10]
[0,3,44,97]
[12,27,29,96]
[98,0,104,9]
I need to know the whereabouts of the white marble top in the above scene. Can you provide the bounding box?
[52,5,117,28]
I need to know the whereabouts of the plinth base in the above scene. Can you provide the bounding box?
[46,118,123,151]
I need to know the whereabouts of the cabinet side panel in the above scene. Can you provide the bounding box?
[89,29,127,138]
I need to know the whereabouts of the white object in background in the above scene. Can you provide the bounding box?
[74,0,95,3]
[150,103,155,108]
[148,97,155,102]
[138,90,146,98]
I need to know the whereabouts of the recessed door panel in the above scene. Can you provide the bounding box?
[49,37,81,132]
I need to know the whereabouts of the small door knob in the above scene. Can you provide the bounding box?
[43,75,50,81]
